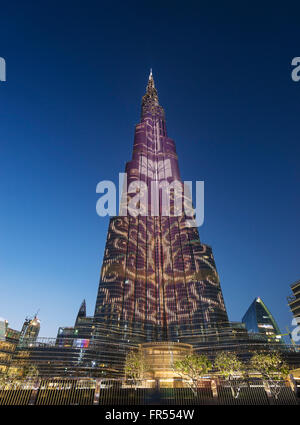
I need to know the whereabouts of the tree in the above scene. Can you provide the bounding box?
[214,351,246,399]
[22,364,39,380]
[0,364,39,390]
[124,350,149,388]
[173,354,212,396]
[0,369,20,390]
[0,370,9,389]
[250,352,289,399]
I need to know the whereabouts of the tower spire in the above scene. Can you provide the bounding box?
[146,69,156,93]
[141,69,164,119]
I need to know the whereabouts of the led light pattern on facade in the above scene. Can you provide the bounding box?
[94,73,228,341]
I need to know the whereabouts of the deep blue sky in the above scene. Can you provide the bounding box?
[0,1,299,338]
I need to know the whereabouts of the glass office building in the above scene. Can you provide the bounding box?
[242,297,282,343]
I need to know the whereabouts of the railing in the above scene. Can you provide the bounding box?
[0,377,298,406]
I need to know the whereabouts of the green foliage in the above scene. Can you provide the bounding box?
[0,370,20,389]
[214,352,246,399]
[0,371,8,388]
[0,364,39,389]
[173,354,212,396]
[22,365,39,379]
[124,350,149,387]
[214,351,244,379]
[250,352,289,399]
[173,354,212,380]
[250,352,289,380]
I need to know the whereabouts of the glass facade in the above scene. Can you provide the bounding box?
[94,72,229,343]
[0,322,19,374]
[242,297,282,342]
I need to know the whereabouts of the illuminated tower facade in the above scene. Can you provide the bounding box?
[94,72,228,342]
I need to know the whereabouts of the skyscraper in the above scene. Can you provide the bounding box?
[94,71,228,343]
[242,297,282,343]
[288,280,300,319]
[56,300,94,345]
[19,315,40,346]
[14,73,300,382]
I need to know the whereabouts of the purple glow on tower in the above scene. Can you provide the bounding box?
[94,72,228,341]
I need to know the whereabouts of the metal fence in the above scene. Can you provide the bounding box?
[0,388,32,405]
[0,378,298,405]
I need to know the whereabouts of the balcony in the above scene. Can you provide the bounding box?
[287,295,296,303]
[290,280,300,290]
